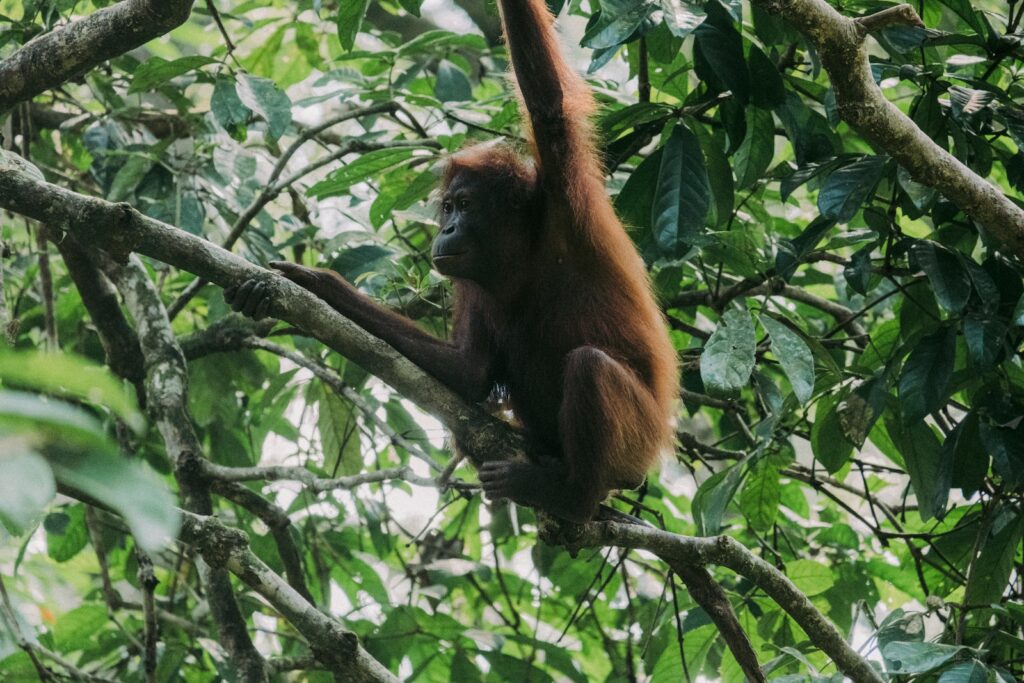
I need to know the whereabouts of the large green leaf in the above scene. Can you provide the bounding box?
[817,155,886,222]
[759,315,814,403]
[692,463,743,535]
[912,241,971,313]
[318,389,362,477]
[739,459,779,531]
[898,325,956,423]
[748,44,786,108]
[435,60,472,102]
[659,0,705,38]
[700,307,755,395]
[47,450,180,553]
[581,0,659,48]
[0,350,142,430]
[309,147,421,198]
[882,642,967,674]
[775,215,835,280]
[734,108,774,190]
[0,443,54,534]
[963,314,1007,370]
[810,392,855,473]
[785,559,834,596]
[885,416,947,520]
[693,0,749,104]
[337,0,373,51]
[211,76,251,130]
[44,504,88,563]
[236,74,292,141]
[937,661,991,683]
[615,148,662,229]
[652,123,710,255]
[128,56,216,94]
[963,504,1024,607]
[0,390,115,454]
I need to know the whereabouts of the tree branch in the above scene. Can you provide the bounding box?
[0,0,195,114]
[751,0,1024,257]
[99,254,268,681]
[178,510,399,683]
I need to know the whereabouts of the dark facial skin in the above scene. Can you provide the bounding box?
[432,172,528,287]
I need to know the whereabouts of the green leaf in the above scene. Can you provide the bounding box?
[748,45,786,108]
[581,0,659,49]
[759,315,814,403]
[652,123,710,256]
[936,0,991,37]
[885,416,946,520]
[211,76,251,129]
[47,450,180,553]
[692,123,734,228]
[0,390,117,455]
[963,314,1007,370]
[658,0,705,38]
[52,604,108,652]
[881,641,966,674]
[700,307,755,395]
[692,463,743,535]
[0,443,54,534]
[1012,291,1024,326]
[318,390,362,477]
[693,0,749,105]
[964,505,1024,608]
[128,56,215,94]
[912,241,971,313]
[980,423,1024,488]
[331,245,395,281]
[811,392,855,473]
[898,325,956,423]
[948,413,987,496]
[739,459,779,531]
[0,350,142,430]
[337,0,373,51]
[435,60,472,102]
[616,148,662,229]
[938,661,990,683]
[44,504,88,563]
[308,147,419,198]
[785,559,834,596]
[107,155,154,202]
[844,244,875,295]
[817,155,886,222]
[734,108,774,190]
[774,215,835,280]
[236,73,292,141]
[836,374,889,448]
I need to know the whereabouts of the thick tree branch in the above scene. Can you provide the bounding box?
[49,231,146,393]
[100,255,268,681]
[210,481,315,604]
[752,0,1024,257]
[0,0,195,114]
[178,510,399,683]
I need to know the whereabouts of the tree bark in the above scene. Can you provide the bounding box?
[0,0,194,114]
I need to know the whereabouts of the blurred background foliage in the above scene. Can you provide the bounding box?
[0,0,1022,680]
